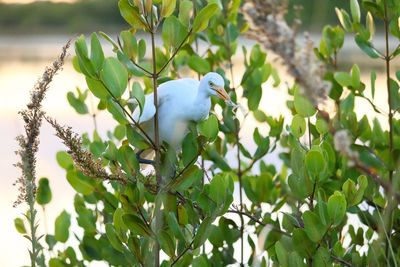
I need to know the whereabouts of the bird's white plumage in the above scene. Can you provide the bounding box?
[131,72,226,151]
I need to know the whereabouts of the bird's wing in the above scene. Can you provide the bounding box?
[131,78,199,123]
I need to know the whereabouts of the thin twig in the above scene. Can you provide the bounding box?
[170,239,195,266]
[156,29,193,76]
[227,209,291,237]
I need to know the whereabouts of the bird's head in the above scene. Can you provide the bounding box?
[202,72,231,101]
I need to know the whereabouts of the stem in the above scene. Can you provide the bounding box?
[235,120,244,267]
[27,184,37,267]
[383,0,394,183]
[149,10,162,267]
[383,0,394,261]
[42,205,48,235]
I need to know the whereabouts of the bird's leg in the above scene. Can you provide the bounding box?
[138,158,155,164]
[136,149,144,157]
[136,149,155,165]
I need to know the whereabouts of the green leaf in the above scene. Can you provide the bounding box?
[250,44,267,68]
[100,58,128,99]
[302,210,327,242]
[366,12,375,40]
[389,78,399,110]
[288,174,309,199]
[193,217,213,248]
[355,35,381,58]
[67,91,89,114]
[188,55,211,75]
[162,16,188,49]
[292,228,316,258]
[66,171,94,195]
[99,31,119,52]
[56,151,74,170]
[314,247,332,267]
[113,207,128,240]
[247,86,262,111]
[114,124,126,140]
[169,165,204,191]
[209,173,228,204]
[72,56,82,73]
[334,72,352,87]
[107,100,130,124]
[36,177,52,205]
[117,145,139,176]
[351,64,360,89]
[362,1,384,18]
[158,230,175,257]
[335,8,352,31]
[167,212,185,242]
[46,235,57,250]
[228,22,239,43]
[316,118,329,134]
[49,259,65,267]
[340,93,355,113]
[105,223,123,252]
[86,77,109,100]
[198,114,218,141]
[208,225,224,247]
[161,0,176,17]
[122,214,151,236]
[90,33,104,72]
[178,0,192,27]
[350,0,360,23]
[121,30,138,59]
[192,3,218,32]
[370,71,376,99]
[328,191,347,226]
[138,39,146,60]
[55,210,71,243]
[14,218,26,234]
[118,0,145,29]
[131,82,145,116]
[182,132,198,166]
[288,252,303,267]
[305,150,325,175]
[291,114,306,138]
[294,86,316,117]
[75,35,96,77]
[275,241,289,267]
[126,126,149,149]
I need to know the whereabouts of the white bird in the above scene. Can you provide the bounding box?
[128,72,231,153]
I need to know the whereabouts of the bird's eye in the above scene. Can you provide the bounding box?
[208,81,213,86]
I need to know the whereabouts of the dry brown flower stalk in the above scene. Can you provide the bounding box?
[13,40,71,207]
[243,0,331,106]
[45,116,128,184]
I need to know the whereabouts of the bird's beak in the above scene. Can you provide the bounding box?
[212,85,231,101]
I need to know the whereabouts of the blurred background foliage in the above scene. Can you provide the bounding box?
[0,0,363,34]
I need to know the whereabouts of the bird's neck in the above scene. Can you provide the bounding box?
[192,86,211,121]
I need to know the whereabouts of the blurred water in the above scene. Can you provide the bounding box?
[0,34,396,266]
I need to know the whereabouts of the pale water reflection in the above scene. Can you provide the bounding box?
[0,35,397,266]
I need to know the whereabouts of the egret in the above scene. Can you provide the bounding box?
[128,72,232,163]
